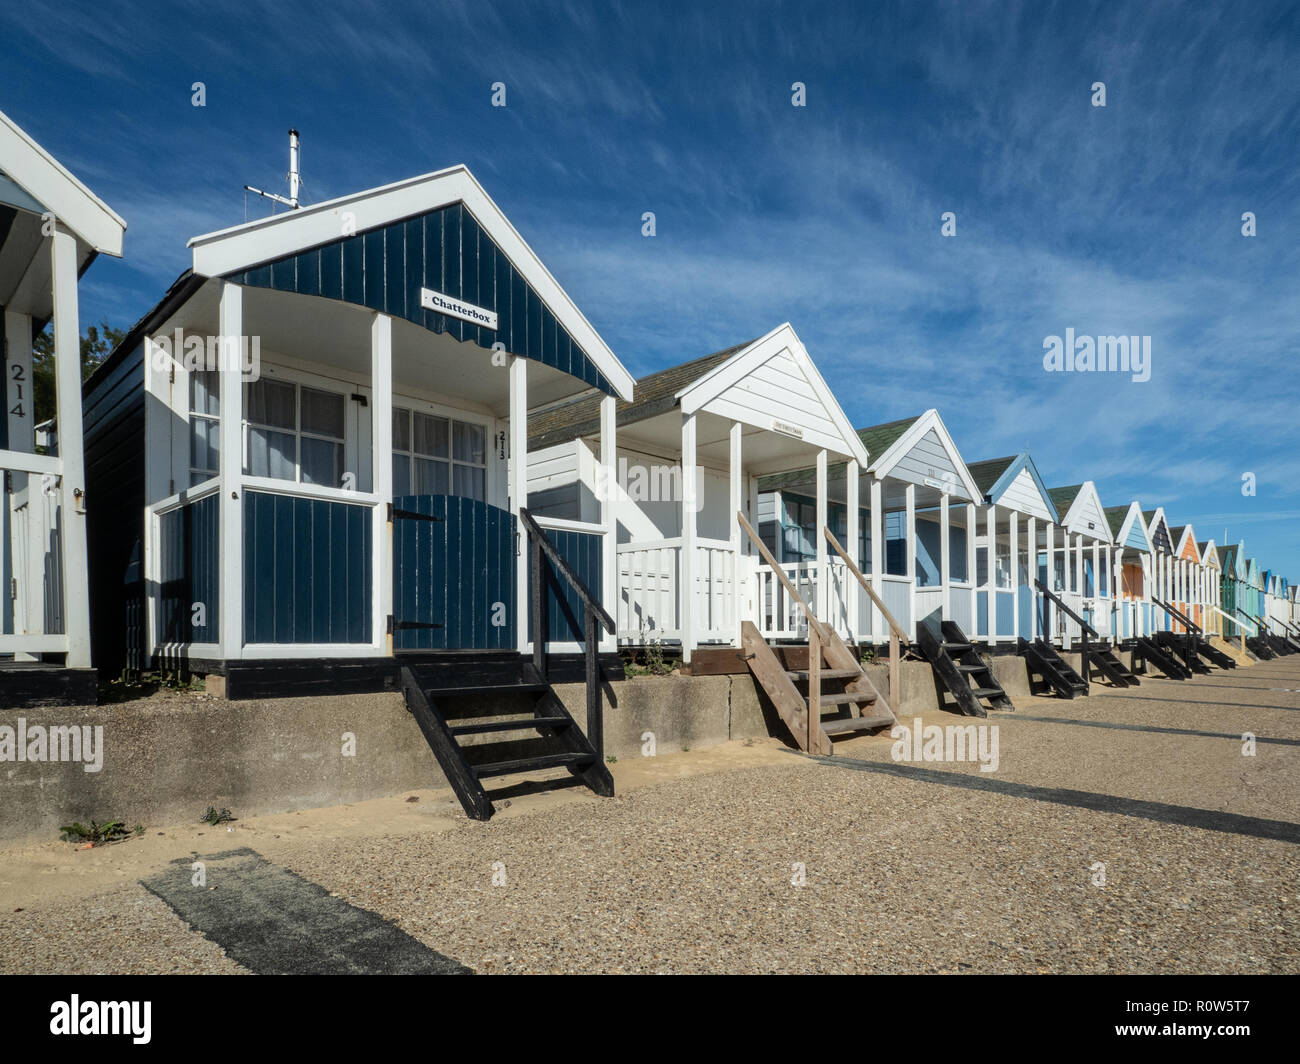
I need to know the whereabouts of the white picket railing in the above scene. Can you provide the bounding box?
[616,537,737,644]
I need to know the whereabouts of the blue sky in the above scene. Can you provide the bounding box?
[4,0,1298,574]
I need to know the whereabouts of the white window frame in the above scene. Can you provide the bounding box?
[390,391,500,505]
[242,362,369,492]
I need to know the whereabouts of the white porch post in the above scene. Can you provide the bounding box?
[1027,516,1037,638]
[815,448,828,623]
[904,482,916,638]
[985,503,997,644]
[217,281,244,660]
[1044,520,1055,643]
[5,308,39,660]
[509,356,528,655]
[50,226,91,667]
[681,413,697,661]
[1009,510,1019,637]
[371,313,392,654]
[845,459,859,636]
[729,421,742,636]
[966,503,977,633]
[870,478,884,639]
[600,395,617,652]
[939,492,951,619]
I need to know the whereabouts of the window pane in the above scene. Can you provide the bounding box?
[413,457,449,495]
[453,464,485,501]
[392,454,411,496]
[301,437,342,486]
[453,421,485,465]
[301,387,345,438]
[190,417,218,475]
[246,378,296,429]
[248,427,296,480]
[392,408,410,452]
[190,371,219,416]
[413,414,448,458]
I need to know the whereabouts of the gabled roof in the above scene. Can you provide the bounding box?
[529,323,871,466]
[865,408,980,501]
[1049,484,1082,514]
[188,163,634,399]
[1142,507,1173,553]
[967,452,1060,521]
[1104,505,1130,539]
[0,106,125,257]
[1198,541,1221,569]
[1172,524,1200,562]
[1048,481,1111,541]
[858,415,920,459]
[528,342,746,449]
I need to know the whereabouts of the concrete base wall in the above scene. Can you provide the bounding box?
[0,676,771,844]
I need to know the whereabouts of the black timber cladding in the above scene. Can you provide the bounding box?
[82,340,148,676]
[226,201,618,396]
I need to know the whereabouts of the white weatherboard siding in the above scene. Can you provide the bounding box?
[1000,467,1054,522]
[1065,486,1109,539]
[891,428,970,499]
[697,348,839,443]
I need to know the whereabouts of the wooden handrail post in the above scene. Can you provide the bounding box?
[807,617,820,753]
[531,531,546,678]
[585,610,602,758]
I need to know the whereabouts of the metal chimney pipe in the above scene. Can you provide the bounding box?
[288,128,300,207]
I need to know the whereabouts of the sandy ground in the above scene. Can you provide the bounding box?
[1,658,1298,974]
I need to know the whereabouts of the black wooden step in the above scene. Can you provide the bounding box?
[969,687,1005,698]
[942,642,972,652]
[473,752,595,779]
[956,664,988,674]
[416,681,550,699]
[822,714,895,735]
[449,715,572,736]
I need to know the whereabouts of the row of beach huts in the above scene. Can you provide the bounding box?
[3,111,1298,814]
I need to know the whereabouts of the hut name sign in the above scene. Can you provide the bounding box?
[420,288,499,330]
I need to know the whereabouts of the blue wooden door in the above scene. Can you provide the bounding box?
[392,495,516,650]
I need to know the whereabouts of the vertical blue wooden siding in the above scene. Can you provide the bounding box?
[392,495,516,650]
[158,494,220,644]
[228,201,617,396]
[244,491,371,644]
[528,528,603,645]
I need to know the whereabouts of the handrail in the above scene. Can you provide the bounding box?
[1152,596,1202,634]
[736,511,829,641]
[1034,579,1098,637]
[519,507,614,633]
[822,527,909,646]
[519,506,614,758]
[1216,605,1257,635]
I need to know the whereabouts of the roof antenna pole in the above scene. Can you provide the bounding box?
[243,128,302,211]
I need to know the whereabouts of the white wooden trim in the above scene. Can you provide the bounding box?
[371,313,393,655]
[0,107,126,255]
[600,394,617,652]
[0,448,61,476]
[905,482,916,635]
[986,504,997,642]
[940,492,951,619]
[50,225,91,667]
[966,502,977,634]
[681,413,697,659]
[870,478,884,637]
[1009,509,1019,637]
[815,449,829,621]
[239,643,389,660]
[0,634,71,654]
[510,355,528,654]
[845,459,859,634]
[218,282,244,660]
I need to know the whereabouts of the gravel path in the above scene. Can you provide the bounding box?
[2,657,1298,974]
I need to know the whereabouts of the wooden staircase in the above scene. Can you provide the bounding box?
[741,622,895,756]
[1155,631,1212,674]
[1085,641,1140,687]
[1017,637,1088,698]
[735,515,898,756]
[1194,639,1237,669]
[400,660,612,821]
[916,621,1013,716]
[1134,636,1192,679]
[399,508,616,821]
